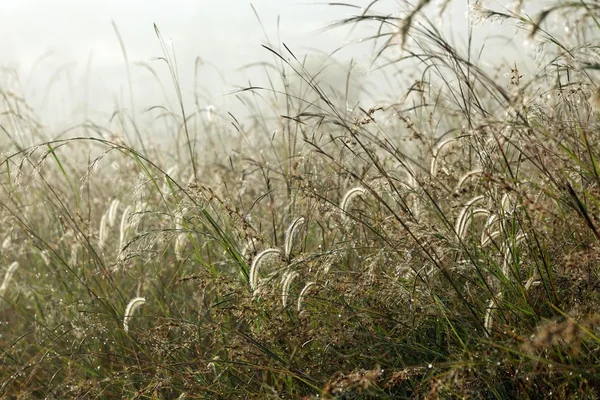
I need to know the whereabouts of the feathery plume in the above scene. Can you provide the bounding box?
[281,270,299,307]
[284,217,305,260]
[249,248,281,292]
[108,199,120,227]
[0,262,19,297]
[484,295,498,337]
[456,208,489,241]
[175,233,187,261]
[39,249,50,266]
[481,229,502,247]
[123,297,146,333]
[501,233,528,278]
[454,195,486,240]
[455,169,483,193]
[297,281,316,312]
[98,212,109,249]
[340,187,366,219]
[430,137,458,177]
[119,205,133,250]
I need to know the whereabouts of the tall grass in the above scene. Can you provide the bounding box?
[0,0,599,398]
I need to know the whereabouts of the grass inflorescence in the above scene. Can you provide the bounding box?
[1,0,600,398]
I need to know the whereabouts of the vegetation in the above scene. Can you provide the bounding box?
[1,0,600,398]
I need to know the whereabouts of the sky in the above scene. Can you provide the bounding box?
[0,1,545,128]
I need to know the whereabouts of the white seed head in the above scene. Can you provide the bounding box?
[108,199,120,227]
[2,236,11,250]
[0,261,19,297]
[340,187,366,219]
[98,212,109,249]
[430,137,458,177]
[119,205,133,250]
[249,248,281,293]
[454,196,486,240]
[297,281,316,312]
[455,169,483,193]
[284,217,305,259]
[483,295,498,337]
[501,233,528,278]
[281,271,299,308]
[175,233,187,261]
[123,297,146,333]
[481,229,501,247]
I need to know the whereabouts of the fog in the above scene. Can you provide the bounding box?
[0,1,541,129]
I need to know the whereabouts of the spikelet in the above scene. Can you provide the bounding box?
[119,205,133,250]
[456,208,489,242]
[483,213,500,233]
[500,192,519,215]
[501,233,528,278]
[481,229,501,247]
[340,187,366,219]
[454,196,486,240]
[401,171,421,220]
[281,270,299,307]
[108,199,120,227]
[0,261,19,297]
[455,169,483,193]
[98,212,109,249]
[249,248,281,292]
[123,297,146,333]
[241,238,257,260]
[297,281,316,312]
[175,233,187,261]
[483,295,499,337]
[430,137,458,177]
[284,217,305,260]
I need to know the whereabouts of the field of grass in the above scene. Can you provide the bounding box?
[1,0,600,398]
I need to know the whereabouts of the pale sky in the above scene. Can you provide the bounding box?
[0,1,542,127]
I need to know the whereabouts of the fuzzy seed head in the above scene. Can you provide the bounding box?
[123,297,146,333]
[98,212,109,249]
[0,261,19,297]
[297,281,316,312]
[284,217,305,259]
[108,199,120,227]
[119,205,133,250]
[340,187,366,219]
[249,248,281,292]
[281,271,299,308]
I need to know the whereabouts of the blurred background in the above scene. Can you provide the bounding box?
[0,1,544,129]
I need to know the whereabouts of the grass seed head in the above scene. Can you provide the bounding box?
[281,270,299,308]
[284,217,305,259]
[123,297,146,333]
[249,248,281,293]
[340,187,366,219]
[0,261,19,297]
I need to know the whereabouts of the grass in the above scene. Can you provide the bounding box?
[1,0,600,398]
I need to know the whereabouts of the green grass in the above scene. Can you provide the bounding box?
[1,1,600,398]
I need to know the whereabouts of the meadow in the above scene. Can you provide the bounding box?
[1,0,600,398]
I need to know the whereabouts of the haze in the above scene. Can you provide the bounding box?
[0,1,538,128]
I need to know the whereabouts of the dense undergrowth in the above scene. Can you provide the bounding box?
[1,0,600,398]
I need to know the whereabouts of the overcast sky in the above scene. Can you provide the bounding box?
[0,1,541,127]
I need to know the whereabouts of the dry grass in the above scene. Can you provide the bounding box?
[0,0,600,398]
